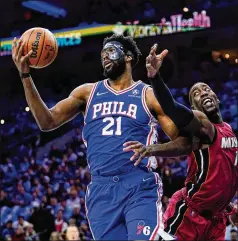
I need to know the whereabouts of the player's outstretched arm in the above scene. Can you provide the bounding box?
[12,37,93,132]
[123,136,192,166]
[123,109,216,165]
[146,44,202,136]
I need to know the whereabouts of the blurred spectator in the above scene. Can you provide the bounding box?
[48,197,61,216]
[66,190,81,207]
[0,190,14,207]
[68,148,78,162]
[2,221,14,240]
[19,157,30,173]
[72,204,87,227]
[65,222,80,241]
[25,223,40,241]
[13,185,32,206]
[80,220,93,240]
[13,216,30,229]
[230,229,238,241]
[21,174,31,193]
[12,227,25,241]
[49,231,63,241]
[1,158,17,185]
[55,210,68,233]
[28,202,55,240]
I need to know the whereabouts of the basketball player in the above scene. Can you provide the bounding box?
[11,34,193,240]
[123,46,238,240]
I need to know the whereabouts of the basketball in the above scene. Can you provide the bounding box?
[20,27,58,68]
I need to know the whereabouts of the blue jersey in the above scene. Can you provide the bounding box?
[82,79,158,176]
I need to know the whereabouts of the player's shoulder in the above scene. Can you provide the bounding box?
[192,110,209,120]
[70,83,97,101]
[144,84,154,97]
[223,122,233,130]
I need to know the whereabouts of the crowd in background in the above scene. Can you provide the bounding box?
[0,75,237,240]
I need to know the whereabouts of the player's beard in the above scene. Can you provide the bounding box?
[103,58,126,80]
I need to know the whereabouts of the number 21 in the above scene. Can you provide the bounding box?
[102,117,122,136]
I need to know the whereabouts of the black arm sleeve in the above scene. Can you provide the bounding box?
[149,73,202,134]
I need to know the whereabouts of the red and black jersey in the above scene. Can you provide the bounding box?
[185,122,238,214]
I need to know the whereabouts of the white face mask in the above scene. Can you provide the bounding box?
[101,42,125,63]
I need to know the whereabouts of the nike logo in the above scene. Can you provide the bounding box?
[143,177,151,182]
[97,92,108,96]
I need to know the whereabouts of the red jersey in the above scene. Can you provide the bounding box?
[185,122,238,214]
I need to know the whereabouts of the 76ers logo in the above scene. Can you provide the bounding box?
[132,89,139,95]
[137,221,151,236]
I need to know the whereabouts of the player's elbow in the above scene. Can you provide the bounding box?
[38,119,56,132]
[179,136,193,155]
[183,144,193,155]
[39,124,54,132]
[38,110,58,132]
[39,126,53,132]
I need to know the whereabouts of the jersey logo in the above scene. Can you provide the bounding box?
[143,177,151,182]
[128,89,140,98]
[97,92,108,96]
[92,101,137,119]
[221,137,237,148]
[132,89,139,95]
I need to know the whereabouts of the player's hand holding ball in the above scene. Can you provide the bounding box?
[12,27,58,75]
[146,44,168,78]
[12,38,31,74]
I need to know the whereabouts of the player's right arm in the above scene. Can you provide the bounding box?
[12,38,93,132]
[23,81,92,131]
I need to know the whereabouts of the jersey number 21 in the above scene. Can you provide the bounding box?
[102,117,122,136]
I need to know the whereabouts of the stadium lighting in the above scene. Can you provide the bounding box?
[22,1,67,18]
[1,119,5,124]
[25,107,30,112]
[183,7,189,12]
[225,54,230,59]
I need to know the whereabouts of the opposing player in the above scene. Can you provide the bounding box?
[123,45,238,240]
[11,34,188,240]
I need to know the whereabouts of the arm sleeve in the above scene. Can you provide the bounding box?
[149,73,202,135]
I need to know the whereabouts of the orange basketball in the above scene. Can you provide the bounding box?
[21,27,58,69]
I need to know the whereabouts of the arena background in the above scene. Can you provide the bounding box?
[0,0,237,240]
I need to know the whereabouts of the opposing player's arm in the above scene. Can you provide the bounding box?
[123,136,193,166]
[124,97,216,164]
[22,77,93,131]
[145,87,179,140]
[147,109,216,154]
[146,44,202,135]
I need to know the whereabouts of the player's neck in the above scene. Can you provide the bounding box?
[108,71,134,91]
[208,111,223,124]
